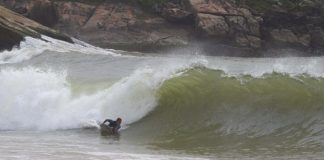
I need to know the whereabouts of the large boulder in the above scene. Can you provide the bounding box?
[269,29,298,45]
[160,2,194,24]
[310,27,324,52]
[196,13,229,37]
[0,0,58,27]
[235,34,261,49]
[1,0,192,52]
[188,0,229,15]
[0,5,72,51]
[187,0,262,50]
[77,2,192,52]
[259,0,324,54]
[28,0,58,27]
[0,0,29,15]
[54,1,96,37]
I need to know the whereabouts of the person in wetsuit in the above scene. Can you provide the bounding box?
[102,117,122,133]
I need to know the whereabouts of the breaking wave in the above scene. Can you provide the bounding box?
[1,38,324,154]
[131,67,324,153]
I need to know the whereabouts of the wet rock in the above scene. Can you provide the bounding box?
[188,0,229,15]
[54,1,96,37]
[0,0,29,15]
[78,2,192,52]
[196,13,229,37]
[2,0,324,56]
[226,16,248,34]
[28,0,58,27]
[269,28,315,50]
[270,29,298,45]
[298,34,311,47]
[247,35,262,49]
[235,34,261,49]
[161,2,194,24]
[0,5,72,51]
[310,28,324,51]
[188,0,262,50]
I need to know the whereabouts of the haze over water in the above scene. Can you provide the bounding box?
[1,36,324,159]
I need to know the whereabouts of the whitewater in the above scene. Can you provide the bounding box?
[1,36,324,159]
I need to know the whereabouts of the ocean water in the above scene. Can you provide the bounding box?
[1,36,324,159]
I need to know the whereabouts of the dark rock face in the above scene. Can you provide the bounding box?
[28,0,58,27]
[259,0,324,54]
[187,0,262,55]
[75,2,192,52]
[160,2,194,24]
[310,28,324,52]
[54,1,96,37]
[196,13,229,37]
[1,0,324,56]
[0,25,24,51]
[0,5,72,51]
[0,0,192,52]
[0,0,60,27]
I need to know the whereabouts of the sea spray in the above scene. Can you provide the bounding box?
[0,36,119,64]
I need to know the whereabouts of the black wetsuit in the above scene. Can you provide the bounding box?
[104,119,121,130]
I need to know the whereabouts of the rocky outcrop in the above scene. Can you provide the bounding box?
[188,0,262,51]
[76,2,191,51]
[160,2,194,24]
[0,0,192,52]
[260,0,324,54]
[54,1,97,37]
[268,29,311,48]
[0,5,72,51]
[1,0,324,56]
[196,13,229,37]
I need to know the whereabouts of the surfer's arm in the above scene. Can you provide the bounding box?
[102,119,113,124]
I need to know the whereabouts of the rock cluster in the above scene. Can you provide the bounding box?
[0,0,192,52]
[188,0,262,52]
[1,0,324,56]
[0,5,72,51]
[261,0,324,54]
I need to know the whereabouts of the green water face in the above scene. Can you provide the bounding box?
[129,67,324,156]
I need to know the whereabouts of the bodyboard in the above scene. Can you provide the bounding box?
[100,123,116,136]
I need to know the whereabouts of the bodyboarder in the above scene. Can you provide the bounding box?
[101,117,122,134]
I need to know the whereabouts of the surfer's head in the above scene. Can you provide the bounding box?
[116,117,122,124]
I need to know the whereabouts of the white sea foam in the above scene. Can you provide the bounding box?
[0,67,154,130]
[86,151,209,160]
[0,56,206,131]
[0,35,120,64]
[206,56,324,78]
